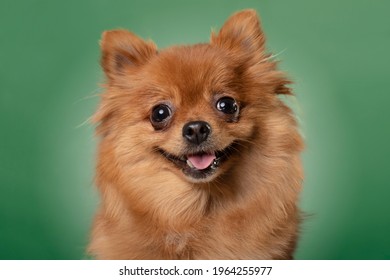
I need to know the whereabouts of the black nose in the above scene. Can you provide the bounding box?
[182,121,211,145]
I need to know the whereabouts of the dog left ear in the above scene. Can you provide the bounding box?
[211,9,265,63]
[212,10,292,95]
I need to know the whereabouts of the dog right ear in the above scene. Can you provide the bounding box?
[100,30,157,82]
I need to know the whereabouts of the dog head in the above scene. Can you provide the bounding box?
[94,10,292,184]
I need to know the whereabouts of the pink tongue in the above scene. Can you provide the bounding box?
[187,153,216,170]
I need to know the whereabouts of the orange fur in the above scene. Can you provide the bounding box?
[88,9,304,259]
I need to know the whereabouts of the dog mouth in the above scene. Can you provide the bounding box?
[157,142,239,181]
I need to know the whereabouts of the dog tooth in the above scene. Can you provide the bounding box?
[186,159,195,169]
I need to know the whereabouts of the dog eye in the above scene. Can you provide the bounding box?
[150,104,172,128]
[216,97,238,115]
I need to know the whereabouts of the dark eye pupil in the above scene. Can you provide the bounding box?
[216,97,238,114]
[151,104,171,123]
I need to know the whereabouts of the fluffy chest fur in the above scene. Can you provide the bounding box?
[89,133,302,259]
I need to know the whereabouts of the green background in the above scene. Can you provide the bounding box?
[1,0,389,259]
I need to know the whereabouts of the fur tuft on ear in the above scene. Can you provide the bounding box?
[211,9,265,62]
[276,83,293,95]
[272,73,293,95]
[100,29,157,82]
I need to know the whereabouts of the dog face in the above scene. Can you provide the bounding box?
[94,10,291,183]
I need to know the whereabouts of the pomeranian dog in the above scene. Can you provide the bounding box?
[89,9,304,259]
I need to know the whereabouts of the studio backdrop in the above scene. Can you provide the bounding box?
[1,0,389,259]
